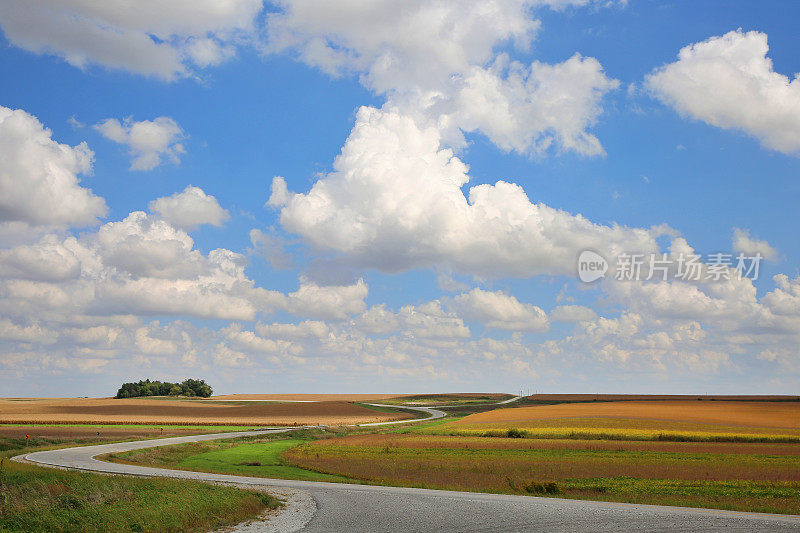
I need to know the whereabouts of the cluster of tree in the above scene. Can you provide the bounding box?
[115,378,213,399]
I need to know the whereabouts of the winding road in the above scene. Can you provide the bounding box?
[13,403,800,532]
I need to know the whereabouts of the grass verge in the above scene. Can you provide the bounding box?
[0,439,281,532]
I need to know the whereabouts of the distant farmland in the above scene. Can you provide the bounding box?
[428,400,800,442]
[0,397,412,426]
[210,394,404,402]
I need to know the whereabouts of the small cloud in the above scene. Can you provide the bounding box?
[732,228,778,261]
[641,175,649,183]
[67,115,85,129]
[550,305,597,323]
[676,144,687,151]
[437,271,470,292]
[95,116,186,171]
[612,191,620,200]
[249,228,294,269]
[149,185,229,230]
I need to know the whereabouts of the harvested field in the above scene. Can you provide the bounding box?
[210,394,404,402]
[454,401,800,429]
[522,394,800,402]
[0,398,412,426]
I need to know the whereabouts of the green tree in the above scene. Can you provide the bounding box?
[115,378,213,398]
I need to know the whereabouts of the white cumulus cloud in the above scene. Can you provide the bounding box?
[95,116,185,171]
[0,106,107,228]
[450,288,549,331]
[266,0,618,157]
[732,228,778,261]
[149,186,229,230]
[270,106,657,277]
[0,1,263,80]
[646,29,800,156]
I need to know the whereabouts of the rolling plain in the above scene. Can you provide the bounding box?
[3,393,800,530]
[86,395,800,515]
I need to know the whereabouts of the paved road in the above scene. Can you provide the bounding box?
[357,403,446,426]
[14,428,800,532]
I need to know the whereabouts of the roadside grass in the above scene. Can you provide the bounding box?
[0,439,281,532]
[280,433,800,514]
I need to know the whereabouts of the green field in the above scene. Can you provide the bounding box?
[378,394,513,406]
[108,435,352,484]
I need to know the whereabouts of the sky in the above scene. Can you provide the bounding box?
[1,1,799,397]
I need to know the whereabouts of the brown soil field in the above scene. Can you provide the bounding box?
[0,398,411,426]
[456,401,800,429]
[525,394,800,402]
[210,394,404,401]
[210,393,505,402]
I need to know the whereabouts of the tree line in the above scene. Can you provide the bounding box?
[115,378,213,398]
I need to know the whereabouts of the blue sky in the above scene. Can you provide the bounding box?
[1,1,799,396]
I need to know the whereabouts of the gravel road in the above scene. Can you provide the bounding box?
[14,425,800,532]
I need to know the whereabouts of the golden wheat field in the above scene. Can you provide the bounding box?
[0,398,410,426]
[455,401,800,428]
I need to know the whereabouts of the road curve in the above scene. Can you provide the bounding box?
[14,429,800,532]
[358,403,446,426]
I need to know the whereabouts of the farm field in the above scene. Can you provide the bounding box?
[0,424,224,446]
[282,432,800,514]
[456,400,800,427]
[209,393,404,401]
[378,393,513,406]
[0,397,412,426]
[519,394,800,402]
[428,400,800,442]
